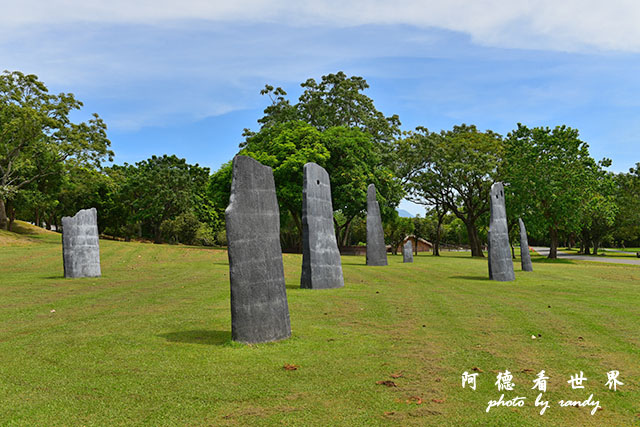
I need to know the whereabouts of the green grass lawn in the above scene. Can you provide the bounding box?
[1,227,639,426]
[609,248,640,253]
[560,247,640,259]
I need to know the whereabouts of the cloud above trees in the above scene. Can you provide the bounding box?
[3,1,640,52]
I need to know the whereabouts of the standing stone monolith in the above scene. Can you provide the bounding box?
[488,182,515,281]
[366,184,388,266]
[403,240,413,263]
[225,155,291,344]
[62,208,101,278]
[301,163,344,289]
[519,218,533,272]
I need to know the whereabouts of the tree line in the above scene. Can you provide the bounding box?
[2,70,639,257]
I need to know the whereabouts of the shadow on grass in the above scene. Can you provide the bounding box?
[341,261,367,266]
[531,257,574,264]
[450,275,490,281]
[158,329,231,346]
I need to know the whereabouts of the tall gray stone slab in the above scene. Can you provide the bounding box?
[301,163,344,289]
[488,182,515,281]
[225,155,291,344]
[403,240,413,263]
[366,184,388,266]
[519,218,533,272]
[62,208,101,278]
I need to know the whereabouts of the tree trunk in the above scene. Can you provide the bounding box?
[154,224,162,244]
[8,202,15,231]
[593,240,599,255]
[548,226,558,259]
[434,213,445,256]
[508,221,516,259]
[340,218,353,248]
[0,199,8,230]
[35,208,40,229]
[288,208,303,252]
[465,221,484,257]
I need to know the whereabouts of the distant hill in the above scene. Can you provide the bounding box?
[397,209,414,218]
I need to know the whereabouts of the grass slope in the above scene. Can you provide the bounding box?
[0,220,57,246]
[0,233,638,425]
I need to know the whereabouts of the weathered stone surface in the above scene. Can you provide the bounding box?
[62,208,101,278]
[366,184,388,266]
[403,240,413,263]
[301,163,344,289]
[225,155,291,343]
[519,218,533,272]
[488,182,515,281]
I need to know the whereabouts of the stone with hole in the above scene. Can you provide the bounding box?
[301,162,344,289]
[488,182,515,281]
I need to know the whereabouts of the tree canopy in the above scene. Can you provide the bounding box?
[502,124,601,258]
[396,124,503,256]
[4,69,638,256]
[252,71,400,146]
[0,71,112,229]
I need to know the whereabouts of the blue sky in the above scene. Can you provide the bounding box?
[2,1,640,215]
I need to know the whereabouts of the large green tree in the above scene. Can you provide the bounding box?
[239,72,404,248]
[503,124,599,258]
[252,72,400,146]
[116,155,210,243]
[241,121,330,241]
[577,160,618,255]
[612,164,640,247]
[0,71,112,230]
[234,121,402,249]
[397,125,503,257]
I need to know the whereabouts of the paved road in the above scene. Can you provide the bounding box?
[532,247,640,266]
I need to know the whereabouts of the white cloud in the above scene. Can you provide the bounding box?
[2,1,640,52]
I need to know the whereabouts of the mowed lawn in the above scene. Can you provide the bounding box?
[1,228,639,426]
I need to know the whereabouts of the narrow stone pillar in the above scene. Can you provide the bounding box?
[225,155,291,343]
[62,208,101,278]
[366,184,388,266]
[301,163,344,289]
[519,218,533,272]
[403,240,413,263]
[488,182,515,281]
